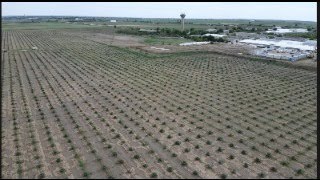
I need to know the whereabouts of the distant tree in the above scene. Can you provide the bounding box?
[217,28,223,33]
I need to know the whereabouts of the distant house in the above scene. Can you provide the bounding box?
[110,20,117,23]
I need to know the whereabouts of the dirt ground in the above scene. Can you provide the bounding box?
[2,29,317,179]
[294,53,317,67]
[71,31,317,69]
[70,31,251,54]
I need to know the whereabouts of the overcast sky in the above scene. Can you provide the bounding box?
[2,2,317,22]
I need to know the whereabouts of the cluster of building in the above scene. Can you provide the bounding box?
[239,39,316,61]
[265,27,308,34]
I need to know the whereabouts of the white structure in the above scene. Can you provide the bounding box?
[240,39,317,61]
[206,29,217,33]
[180,41,210,46]
[202,34,227,38]
[180,13,186,31]
[266,27,308,34]
[110,20,117,23]
[139,29,157,33]
[240,39,316,51]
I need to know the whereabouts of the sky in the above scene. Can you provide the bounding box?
[2,2,317,22]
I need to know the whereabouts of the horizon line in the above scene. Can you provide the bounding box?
[2,15,317,23]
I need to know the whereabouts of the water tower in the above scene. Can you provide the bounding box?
[180,13,186,31]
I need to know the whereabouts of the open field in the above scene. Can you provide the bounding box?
[1,26,317,179]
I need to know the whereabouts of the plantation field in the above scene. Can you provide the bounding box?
[1,22,103,30]
[1,28,317,179]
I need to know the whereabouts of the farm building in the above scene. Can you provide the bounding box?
[110,20,117,23]
[240,39,317,61]
[266,27,308,34]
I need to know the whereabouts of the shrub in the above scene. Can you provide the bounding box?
[205,164,212,169]
[244,163,248,168]
[270,167,277,172]
[116,159,124,164]
[167,167,173,172]
[258,173,265,178]
[280,161,289,166]
[38,173,45,179]
[296,169,304,175]
[133,155,140,159]
[254,158,261,163]
[217,147,223,152]
[83,172,90,177]
[174,141,181,145]
[150,172,158,178]
[59,168,66,173]
[181,161,188,166]
[220,174,227,179]
[266,153,272,158]
[217,137,223,141]
[192,171,198,176]
[112,152,117,157]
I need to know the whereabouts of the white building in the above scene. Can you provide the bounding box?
[239,39,316,51]
[266,27,308,34]
[202,34,227,38]
[110,20,117,23]
[206,29,217,33]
